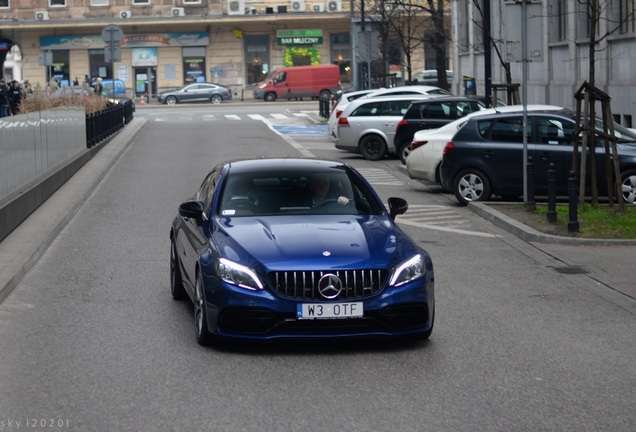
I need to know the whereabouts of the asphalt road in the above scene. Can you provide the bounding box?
[0,104,635,431]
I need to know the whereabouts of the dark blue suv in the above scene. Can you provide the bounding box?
[439,109,636,206]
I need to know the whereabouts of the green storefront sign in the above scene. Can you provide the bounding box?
[277,29,323,46]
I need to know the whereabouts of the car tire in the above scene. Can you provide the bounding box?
[359,135,387,161]
[170,239,187,300]
[398,141,411,164]
[453,168,492,206]
[194,271,215,346]
[166,96,177,105]
[264,93,277,102]
[211,94,222,104]
[621,169,636,204]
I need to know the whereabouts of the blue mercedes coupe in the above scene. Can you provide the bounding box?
[170,158,435,345]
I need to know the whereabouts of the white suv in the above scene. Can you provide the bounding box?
[335,94,435,161]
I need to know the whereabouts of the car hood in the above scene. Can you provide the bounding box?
[214,215,412,269]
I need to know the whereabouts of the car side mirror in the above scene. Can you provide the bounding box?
[179,200,205,221]
[387,197,408,220]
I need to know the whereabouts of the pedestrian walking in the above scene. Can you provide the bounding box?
[0,79,10,118]
[8,80,22,115]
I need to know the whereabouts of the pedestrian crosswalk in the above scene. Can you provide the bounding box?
[143,112,312,122]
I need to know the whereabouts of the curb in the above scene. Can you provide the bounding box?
[468,202,636,246]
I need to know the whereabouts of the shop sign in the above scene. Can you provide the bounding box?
[131,48,158,67]
[276,29,323,46]
[40,32,209,50]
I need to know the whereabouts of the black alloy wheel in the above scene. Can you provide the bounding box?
[359,134,387,161]
[170,239,186,300]
[194,271,214,346]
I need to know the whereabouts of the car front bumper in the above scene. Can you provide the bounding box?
[203,273,434,340]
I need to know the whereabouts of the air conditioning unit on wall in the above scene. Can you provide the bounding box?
[35,11,49,20]
[326,0,341,12]
[312,3,324,12]
[172,7,185,16]
[290,0,305,12]
[227,0,245,15]
[119,10,132,19]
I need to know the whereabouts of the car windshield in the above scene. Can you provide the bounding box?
[218,169,383,217]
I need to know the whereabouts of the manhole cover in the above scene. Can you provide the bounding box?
[552,266,589,275]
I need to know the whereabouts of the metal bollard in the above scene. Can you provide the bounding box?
[546,163,557,222]
[525,156,536,211]
[567,170,579,232]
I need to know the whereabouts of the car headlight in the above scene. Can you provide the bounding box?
[216,258,264,291]
[389,254,424,287]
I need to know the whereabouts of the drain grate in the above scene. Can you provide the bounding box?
[552,266,589,275]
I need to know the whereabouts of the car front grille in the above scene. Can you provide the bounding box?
[268,269,387,300]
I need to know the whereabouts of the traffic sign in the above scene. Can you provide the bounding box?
[101,25,124,43]
[104,46,122,63]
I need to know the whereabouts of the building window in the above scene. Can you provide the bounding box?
[132,0,150,5]
[576,0,600,39]
[90,0,108,5]
[183,0,201,3]
[89,49,111,81]
[618,0,635,34]
[457,0,469,52]
[49,0,66,6]
[330,33,352,84]
[549,0,567,42]
[49,51,70,85]
[244,35,270,85]
[183,47,206,84]
[0,0,9,8]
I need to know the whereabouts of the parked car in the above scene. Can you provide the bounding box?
[393,96,486,163]
[363,85,453,98]
[99,79,127,97]
[254,64,340,102]
[412,70,453,87]
[406,105,565,188]
[170,157,435,345]
[439,109,636,206]
[335,94,435,161]
[157,82,232,105]
[328,89,379,139]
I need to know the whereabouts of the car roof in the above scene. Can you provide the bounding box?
[408,95,486,104]
[364,85,449,98]
[341,94,437,114]
[222,157,349,175]
[412,105,567,139]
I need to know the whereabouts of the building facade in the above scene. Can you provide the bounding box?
[0,0,354,97]
[452,0,636,127]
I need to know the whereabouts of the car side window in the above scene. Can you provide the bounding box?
[421,102,449,119]
[537,117,574,145]
[387,100,411,116]
[489,118,530,143]
[351,101,382,116]
[199,170,218,215]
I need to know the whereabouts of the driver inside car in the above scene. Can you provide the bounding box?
[306,174,350,208]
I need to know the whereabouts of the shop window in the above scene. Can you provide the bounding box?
[49,50,70,86]
[89,49,111,81]
[330,32,351,84]
[244,35,269,85]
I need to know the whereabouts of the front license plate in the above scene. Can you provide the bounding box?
[297,302,363,320]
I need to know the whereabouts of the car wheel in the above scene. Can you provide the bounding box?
[166,96,177,105]
[359,135,387,161]
[194,271,214,346]
[264,93,277,102]
[453,168,492,206]
[621,169,636,204]
[211,94,222,104]
[398,141,411,164]
[170,239,186,300]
